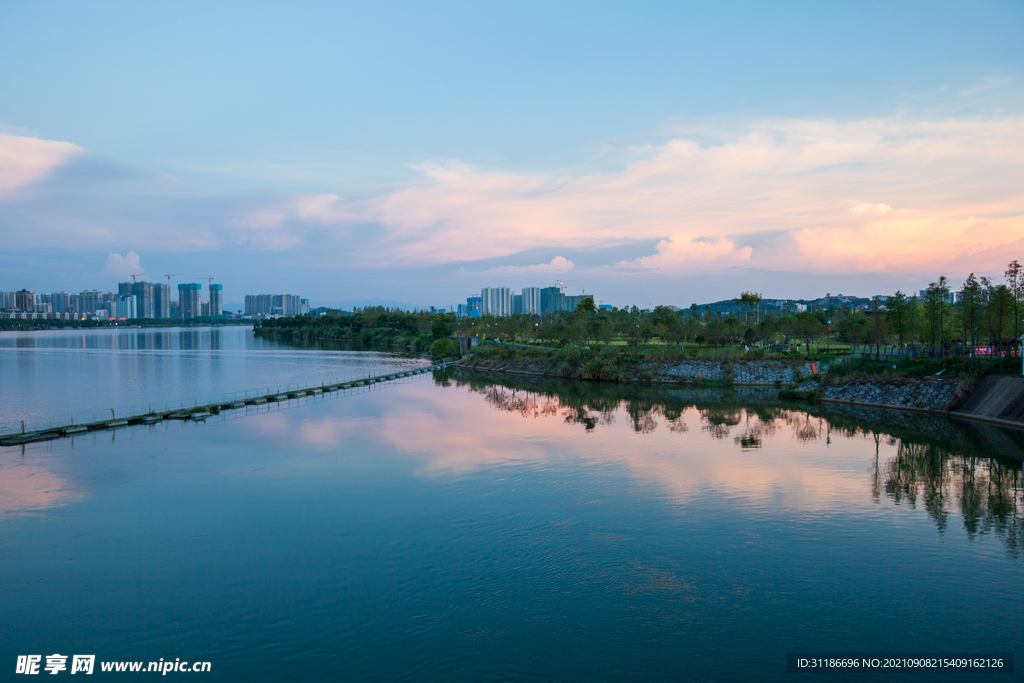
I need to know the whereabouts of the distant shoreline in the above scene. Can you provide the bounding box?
[0,320,254,332]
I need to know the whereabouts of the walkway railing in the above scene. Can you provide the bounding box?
[1,360,459,446]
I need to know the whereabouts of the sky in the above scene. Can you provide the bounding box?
[1,0,1022,309]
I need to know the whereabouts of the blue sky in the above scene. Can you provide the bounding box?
[1,1,1022,308]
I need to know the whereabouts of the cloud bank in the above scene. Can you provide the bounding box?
[233,115,1024,274]
[2,116,1023,292]
[0,133,83,193]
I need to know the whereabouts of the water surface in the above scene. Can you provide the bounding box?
[0,326,426,432]
[1,370,1020,681]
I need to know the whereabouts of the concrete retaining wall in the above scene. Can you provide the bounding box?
[954,376,1024,424]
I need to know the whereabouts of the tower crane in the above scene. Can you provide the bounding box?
[165,273,184,288]
[129,272,148,283]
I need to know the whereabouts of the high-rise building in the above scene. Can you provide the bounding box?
[208,284,223,316]
[563,294,594,312]
[15,289,37,312]
[244,294,302,317]
[120,282,148,318]
[521,287,542,315]
[178,283,202,318]
[512,293,524,314]
[481,287,511,316]
[79,290,102,316]
[42,292,72,314]
[118,295,138,319]
[465,296,482,318]
[153,283,170,318]
[540,286,563,316]
[119,281,170,318]
[100,293,119,318]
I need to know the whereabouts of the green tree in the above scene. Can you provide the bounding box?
[430,314,453,340]
[987,283,1014,353]
[906,295,920,353]
[430,337,459,360]
[923,276,951,357]
[960,274,983,356]
[1007,259,1023,356]
[885,291,908,357]
[734,291,763,324]
[575,296,596,317]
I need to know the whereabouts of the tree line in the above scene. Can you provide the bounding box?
[254,260,1023,359]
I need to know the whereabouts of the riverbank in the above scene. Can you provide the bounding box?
[464,352,824,385]
[783,377,968,411]
[256,328,429,353]
[253,313,444,354]
[461,345,1024,430]
[0,318,251,331]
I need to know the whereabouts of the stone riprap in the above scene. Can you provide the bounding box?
[792,377,965,411]
[468,355,825,385]
[649,360,825,385]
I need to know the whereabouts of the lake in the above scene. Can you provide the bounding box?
[1,328,1021,681]
[0,326,427,433]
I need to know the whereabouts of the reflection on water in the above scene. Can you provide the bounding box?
[880,441,1022,552]
[2,364,1022,681]
[0,327,427,432]
[448,369,1024,557]
[0,448,81,513]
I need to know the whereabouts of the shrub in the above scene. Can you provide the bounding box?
[582,358,606,381]
[430,338,460,361]
[557,343,592,367]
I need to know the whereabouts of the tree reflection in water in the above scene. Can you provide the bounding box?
[445,369,1024,556]
[882,441,1022,555]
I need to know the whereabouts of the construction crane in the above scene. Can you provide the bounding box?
[129,272,148,283]
[196,276,215,285]
[165,273,184,288]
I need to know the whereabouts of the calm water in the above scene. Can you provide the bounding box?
[1,345,1022,681]
[0,326,427,433]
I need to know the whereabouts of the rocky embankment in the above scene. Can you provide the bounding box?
[466,356,825,385]
[647,360,824,385]
[788,377,968,412]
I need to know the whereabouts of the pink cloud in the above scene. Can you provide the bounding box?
[234,115,1024,274]
[486,255,576,275]
[0,133,84,194]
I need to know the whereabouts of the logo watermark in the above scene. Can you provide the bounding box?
[15,655,210,675]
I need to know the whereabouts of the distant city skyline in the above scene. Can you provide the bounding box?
[1,2,1021,305]
[1,272,968,321]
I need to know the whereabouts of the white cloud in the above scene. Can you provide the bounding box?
[101,251,144,280]
[959,75,1012,97]
[4,116,1024,282]
[232,115,1024,274]
[485,256,576,275]
[614,238,752,270]
[0,134,84,194]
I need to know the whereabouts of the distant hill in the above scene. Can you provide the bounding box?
[692,295,872,315]
[314,298,431,312]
